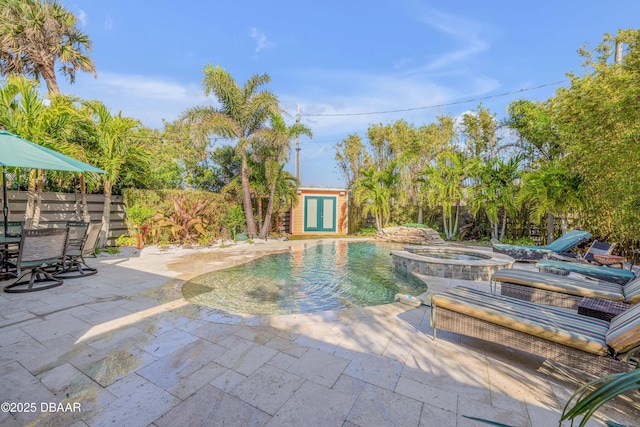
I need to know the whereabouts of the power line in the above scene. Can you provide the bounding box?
[301,80,567,118]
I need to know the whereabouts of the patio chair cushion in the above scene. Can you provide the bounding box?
[535,260,636,284]
[606,302,640,354]
[432,286,610,355]
[492,268,624,301]
[622,277,640,304]
[545,230,593,252]
[492,230,592,262]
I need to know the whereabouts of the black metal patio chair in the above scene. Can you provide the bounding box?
[4,228,69,293]
[56,222,100,279]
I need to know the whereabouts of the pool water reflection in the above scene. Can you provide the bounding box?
[182,241,427,315]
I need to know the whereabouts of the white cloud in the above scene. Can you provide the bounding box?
[105,15,113,31]
[60,72,208,128]
[411,6,491,72]
[250,27,276,53]
[77,10,87,27]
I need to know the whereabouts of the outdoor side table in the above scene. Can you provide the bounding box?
[578,297,630,322]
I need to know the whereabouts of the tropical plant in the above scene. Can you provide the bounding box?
[0,75,90,226]
[468,156,522,240]
[0,0,96,95]
[154,196,211,245]
[517,159,584,240]
[180,65,280,239]
[223,205,245,242]
[81,100,149,247]
[421,150,470,240]
[352,163,397,232]
[255,113,311,239]
[561,363,640,427]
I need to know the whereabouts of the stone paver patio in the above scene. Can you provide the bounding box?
[0,239,638,426]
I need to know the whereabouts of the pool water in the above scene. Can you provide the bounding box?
[182,241,427,315]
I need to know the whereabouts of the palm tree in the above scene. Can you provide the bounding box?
[517,160,584,242]
[0,0,96,95]
[353,164,397,232]
[180,65,280,239]
[256,113,311,239]
[468,156,522,240]
[81,100,149,247]
[0,75,86,226]
[421,151,469,240]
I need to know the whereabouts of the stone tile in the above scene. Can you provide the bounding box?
[169,361,228,400]
[19,334,99,376]
[210,369,247,392]
[331,374,368,400]
[86,376,180,427]
[338,350,404,391]
[137,328,200,358]
[215,340,278,376]
[155,384,271,427]
[83,324,154,351]
[137,339,225,390]
[265,336,309,357]
[20,314,92,343]
[191,322,240,343]
[0,361,57,426]
[286,348,349,387]
[395,376,458,412]
[456,397,532,427]
[268,380,356,427]
[233,325,277,344]
[230,365,304,415]
[80,347,157,387]
[419,404,457,427]
[346,383,423,427]
[267,352,298,370]
[0,325,31,346]
[336,316,395,355]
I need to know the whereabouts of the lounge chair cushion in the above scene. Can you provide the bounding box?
[492,269,624,301]
[432,286,610,355]
[535,260,636,283]
[606,303,640,354]
[492,230,592,262]
[622,277,640,304]
[545,230,593,252]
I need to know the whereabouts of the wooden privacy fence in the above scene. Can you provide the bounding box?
[4,191,127,246]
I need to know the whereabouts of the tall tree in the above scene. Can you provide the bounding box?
[0,0,96,95]
[81,100,149,247]
[256,113,311,239]
[0,75,86,226]
[353,163,397,232]
[556,29,640,241]
[459,104,498,160]
[422,150,469,240]
[180,65,280,239]
[468,156,522,240]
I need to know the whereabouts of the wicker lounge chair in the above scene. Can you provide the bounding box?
[4,228,69,293]
[492,230,592,262]
[57,222,100,279]
[491,268,640,310]
[430,286,639,376]
[534,259,636,285]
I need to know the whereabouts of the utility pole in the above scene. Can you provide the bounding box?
[615,39,623,64]
[295,104,301,181]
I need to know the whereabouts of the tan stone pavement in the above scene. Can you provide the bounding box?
[0,239,638,426]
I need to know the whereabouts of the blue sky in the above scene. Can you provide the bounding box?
[57,1,640,188]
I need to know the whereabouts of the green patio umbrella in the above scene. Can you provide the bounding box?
[0,130,105,234]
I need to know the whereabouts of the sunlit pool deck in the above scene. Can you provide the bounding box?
[1,239,638,426]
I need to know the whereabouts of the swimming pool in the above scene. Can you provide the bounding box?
[182,241,427,315]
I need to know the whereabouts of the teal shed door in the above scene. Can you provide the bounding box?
[304,196,336,232]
